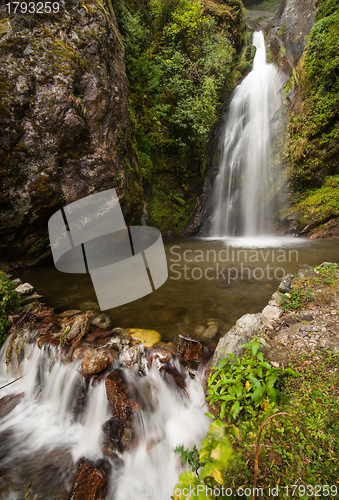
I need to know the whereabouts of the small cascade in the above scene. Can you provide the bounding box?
[113,367,208,499]
[0,338,210,499]
[208,31,282,237]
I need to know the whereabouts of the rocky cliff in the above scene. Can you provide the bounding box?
[0,0,142,270]
[266,0,317,74]
[267,0,339,238]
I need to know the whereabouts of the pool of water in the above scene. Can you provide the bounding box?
[16,237,339,343]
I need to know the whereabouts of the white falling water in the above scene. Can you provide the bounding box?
[209,31,282,237]
[0,340,210,499]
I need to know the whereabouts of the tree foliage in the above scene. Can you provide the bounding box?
[114,0,244,233]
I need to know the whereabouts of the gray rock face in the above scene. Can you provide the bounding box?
[0,0,139,269]
[210,313,265,367]
[267,0,317,73]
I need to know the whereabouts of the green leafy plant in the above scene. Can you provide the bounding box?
[173,421,235,499]
[206,341,299,421]
[0,272,23,346]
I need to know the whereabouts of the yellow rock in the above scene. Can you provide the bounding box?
[125,328,161,348]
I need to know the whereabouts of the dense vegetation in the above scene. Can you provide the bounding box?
[285,0,339,220]
[114,0,247,233]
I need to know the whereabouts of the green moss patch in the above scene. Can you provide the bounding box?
[286,1,339,191]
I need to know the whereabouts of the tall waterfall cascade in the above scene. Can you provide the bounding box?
[209,31,282,237]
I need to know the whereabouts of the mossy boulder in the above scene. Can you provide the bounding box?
[0,0,141,270]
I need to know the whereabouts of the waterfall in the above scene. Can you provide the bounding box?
[0,340,209,499]
[208,31,282,238]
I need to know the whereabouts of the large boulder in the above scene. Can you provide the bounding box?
[210,313,265,367]
[0,0,140,270]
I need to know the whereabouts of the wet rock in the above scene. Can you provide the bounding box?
[119,343,145,370]
[86,329,113,343]
[68,458,110,500]
[125,328,161,348]
[147,345,172,367]
[159,364,187,393]
[90,313,113,331]
[102,416,122,454]
[81,349,115,375]
[0,393,24,418]
[105,369,141,451]
[279,274,295,293]
[14,283,34,295]
[175,334,204,370]
[67,315,89,342]
[297,265,318,279]
[202,324,218,339]
[37,333,62,349]
[211,313,265,367]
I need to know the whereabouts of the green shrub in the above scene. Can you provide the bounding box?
[206,341,298,421]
